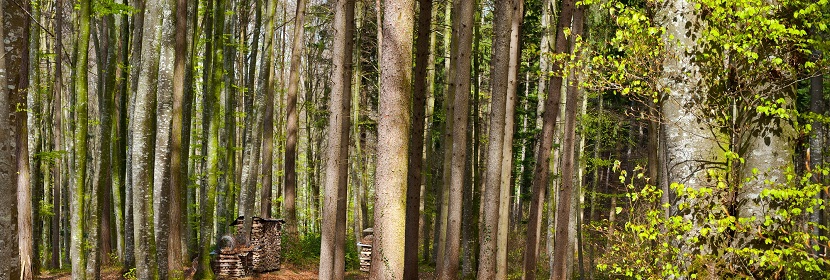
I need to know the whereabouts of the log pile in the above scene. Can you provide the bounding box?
[212,251,253,277]
[211,216,286,277]
[357,228,374,273]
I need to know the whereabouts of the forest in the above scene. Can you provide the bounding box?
[0,0,829,279]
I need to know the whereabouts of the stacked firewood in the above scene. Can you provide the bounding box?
[357,232,374,272]
[213,251,253,277]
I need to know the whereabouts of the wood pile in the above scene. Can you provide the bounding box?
[358,228,374,273]
[212,251,253,277]
[212,216,286,277]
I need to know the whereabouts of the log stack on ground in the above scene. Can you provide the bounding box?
[357,228,374,273]
[212,216,286,277]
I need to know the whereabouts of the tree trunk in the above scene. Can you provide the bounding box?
[13,0,33,277]
[496,0,523,277]
[133,0,166,277]
[810,72,824,238]
[523,0,573,278]
[154,0,176,277]
[319,0,355,277]
[51,1,65,267]
[369,0,414,277]
[197,0,226,277]
[284,0,309,236]
[658,0,724,265]
[437,0,474,278]
[550,3,584,280]
[477,0,514,277]
[0,1,21,277]
[404,0,432,277]
[168,0,190,273]
[436,1,454,265]
[70,0,92,277]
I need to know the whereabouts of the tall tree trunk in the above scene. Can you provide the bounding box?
[319,0,355,277]
[404,0,432,278]
[133,0,167,277]
[51,1,65,267]
[125,0,148,270]
[550,4,584,280]
[70,0,92,277]
[284,0,309,236]
[437,0,474,278]
[436,1,454,265]
[154,0,177,276]
[810,72,824,238]
[370,0,414,277]
[658,0,724,266]
[13,0,33,277]
[197,0,226,277]
[496,0,523,277]
[477,0,514,277]
[0,1,22,277]
[168,0,190,272]
[522,0,573,278]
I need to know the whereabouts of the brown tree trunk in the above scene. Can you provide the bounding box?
[0,1,22,277]
[477,0,514,277]
[496,0,523,277]
[369,0,414,277]
[550,4,584,279]
[437,0,475,278]
[168,0,190,273]
[404,0,432,278]
[522,0,573,277]
[319,0,355,277]
[284,0,309,236]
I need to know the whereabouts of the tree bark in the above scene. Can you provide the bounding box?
[477,0,514,277]
[496,0,523,277]
[51,0,65,267]
[810,72,824,238]
[522,0,573,278]
[550,3,584,280]
[319,0,355,277]
[70,0,92,277]
[13,0,33,277]
[154,0,176,277]
[404,0,432,278]
[0,1,21,277]
[133,0,166,277]
[369,0,414,277]
[284,0,309,237]
[658,0,724,264]
[168,0,190,272]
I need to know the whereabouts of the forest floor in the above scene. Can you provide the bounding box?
[36,264,437,279]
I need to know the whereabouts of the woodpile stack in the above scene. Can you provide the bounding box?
[212,250,253,277]
[357,228,374,273]
[212,216,286,277]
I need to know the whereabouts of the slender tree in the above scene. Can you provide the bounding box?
[437,0,475,278]
[551,4,585,279]
[168,0,190,272]
[320,0,356,277]
[15,0,33,277]
[477,0,514,277]
[133,0,167,277]
[70,0,92,277]
[405,0,432,277]
[370,0,415,277]
[0,2,20,278]
[284,0,309,236]
[496,0,523,277]
[522,0,574,277]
